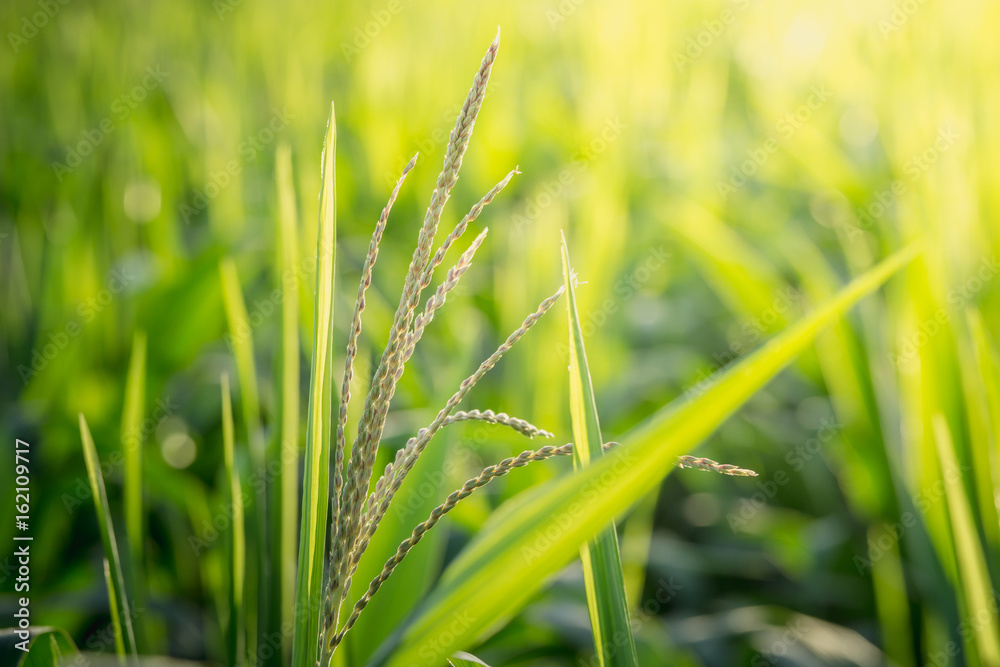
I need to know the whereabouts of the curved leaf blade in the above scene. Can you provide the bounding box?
[79,415,139,665]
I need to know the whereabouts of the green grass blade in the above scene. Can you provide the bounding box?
[561,235,637,667]
[931,415,1000,664]
[219,256,266,662]
[121,329,146,651]
[291,100,337,667]
[273,141,301,667]
[378,243,921,667]
[222,373,247,667]
[219,259,264,463]
[868,524,915,667]
[963,309,1000,559]
[78,414,138,665]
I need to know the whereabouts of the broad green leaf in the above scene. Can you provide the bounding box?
[0,627,78,667]
[561,235,637,667]
[272,141,301,667]
[378,243,920,666]
[121,329,147,652]
[221,373,246,667]
[291,100,337,667]
[79,415,138,665]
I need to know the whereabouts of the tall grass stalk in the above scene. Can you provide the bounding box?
[561,236,638,667]
[931,416,1000,662]
[274,142,301,667]
[78,415,139,666]
[290,100,337,667]
[121,329,147,652]
[219,258,266,662]
[220,373,246,667]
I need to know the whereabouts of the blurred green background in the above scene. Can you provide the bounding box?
[2,0,999,665]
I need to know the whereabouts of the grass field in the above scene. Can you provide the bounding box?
[2,1,1000,665]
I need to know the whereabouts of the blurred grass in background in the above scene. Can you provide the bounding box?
[1,0,999,665]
